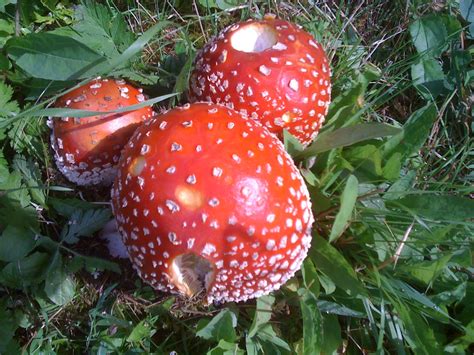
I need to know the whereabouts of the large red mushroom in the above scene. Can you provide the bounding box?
[188,17,331,146]
[49,78,155,186]
[111,102,314,303]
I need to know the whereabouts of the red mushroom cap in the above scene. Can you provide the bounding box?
[111,102,314,303]
[188,18,331,146]
[49,78,155,186]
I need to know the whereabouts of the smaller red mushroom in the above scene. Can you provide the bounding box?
[111,102,314,303]
[188,17,331,146]
[49,78,155,186]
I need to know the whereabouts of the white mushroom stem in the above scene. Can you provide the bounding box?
[100,218,129,259]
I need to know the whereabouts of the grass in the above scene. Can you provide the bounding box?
[0,0,473,354]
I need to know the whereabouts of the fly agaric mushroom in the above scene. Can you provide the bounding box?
[188,17,331,146]
[49,78,155,186]
[111,102,314,303]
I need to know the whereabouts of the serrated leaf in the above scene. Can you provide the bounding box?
[0,225,36,262]
[409,15,448,56]
[44,251,76,305]
[196,309,237,342]
[329,175,358,242]
[298,288,322,355]
[12,155,45,206]
[297,123,400,159]
[49,197,97,218]
[6,33,106,81]
[383,103,437,161]
[411,58,446,99]
[60,208,112,244]
[0,80,19,117]
[310,235,367,297]
[390,194,474,221]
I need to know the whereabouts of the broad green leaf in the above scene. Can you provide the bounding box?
[432,281,467,306]
[384,171,416,200]
[44,251,76,305]
[317,300,365,317]
[297,124,400,159]
[284,129,305,157]
[127,319,156,343]
[0,225,36,262]
[0,302,16,353]
[310,235,367,297]
[444,319,474,353]
[394,301,442,355]
[60,208,112,244]
[409,15,448,56]
[329,175,358,242]
[344,145,383,181]
[397,254,452,285]
[321,314,342,354]
[78,255,121,274]
[6,33,105,81]
[0,252,50,289]
[390,194,474,221]
[208,340,245,355]
[298,288,322,355]
[302,258,320,297]
[411,58,446,99]
[103,20,173,73]
[460,0,474,23]
[383,104,437,161]
[196,309,237,342]
[248,295,274,337]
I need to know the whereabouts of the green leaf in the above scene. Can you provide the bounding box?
[0,302,17,353]
[393,301,442,355]
[0,225,36,262]
[49,197,98,218]
[60,208,112,244]
[0,252,50,289]
[310,235,367,297]
[248,295,274,337]
[390,194,474,221]
[44,251,76,305]
[6,33,105,81]
[460,0,474,23]
[127,319,155,343]
[0,80,19,118]
[409,15,448,56]
[317,300,365,317]
[383,103,437,161]
[196,309,237,343]
[302,258,320,297]
[298,288,322,355]
[321,314,342,355]
[384,171,416,200]
[397,254,453,285]
[297,124,401,159]
[208,340,245,355]
[329,175,358,242]
[411,58,446,99]
[284,129,305,157]
[12,155,46,206]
